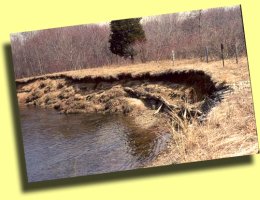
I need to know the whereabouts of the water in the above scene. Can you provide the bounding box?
[20,107,171,182]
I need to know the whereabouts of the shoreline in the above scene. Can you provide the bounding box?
[16,57,258,166]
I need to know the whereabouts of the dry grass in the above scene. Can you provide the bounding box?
[151,85,258,166]
[17,57,259,165]
[17,57,249,84]
[65,57,259,164]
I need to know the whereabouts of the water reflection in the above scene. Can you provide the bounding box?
[20,107,171,182]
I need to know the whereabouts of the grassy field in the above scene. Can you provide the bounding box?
[66,57,250,83]
[16,57,259,166]
[17,57,249,83]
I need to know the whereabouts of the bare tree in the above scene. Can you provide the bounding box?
[11,6,246,78]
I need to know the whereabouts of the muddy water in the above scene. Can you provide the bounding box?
[20,107,171,182]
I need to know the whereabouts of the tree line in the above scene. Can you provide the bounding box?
[11,6,246,78]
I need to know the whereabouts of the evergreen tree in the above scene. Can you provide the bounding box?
[109,18,146,62]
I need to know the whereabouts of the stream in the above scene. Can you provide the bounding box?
[20,107,171,182]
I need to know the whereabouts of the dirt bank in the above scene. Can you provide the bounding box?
[16,70,228,130]
[16,58,258,167]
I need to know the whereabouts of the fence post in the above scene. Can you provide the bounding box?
[235,43,238,64]
[205,47,208,63]
[172,50,175,66]
[221,43,224,67]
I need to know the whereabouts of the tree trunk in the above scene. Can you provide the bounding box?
[198,10,203,61]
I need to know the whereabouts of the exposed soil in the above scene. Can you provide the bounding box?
[16,58,258,166]
[16,70,228,129]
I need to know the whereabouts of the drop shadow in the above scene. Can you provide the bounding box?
[3,44,29,188]
[3,43,255,193]
[24,156,253,192]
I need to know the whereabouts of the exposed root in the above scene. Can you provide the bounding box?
[124,86,203,121]
[16,69,229,132]
[16,58,258,168]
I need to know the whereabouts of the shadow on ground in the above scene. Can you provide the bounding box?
[3,43,254,192]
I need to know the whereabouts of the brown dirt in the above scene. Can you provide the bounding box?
[16,69,224,130]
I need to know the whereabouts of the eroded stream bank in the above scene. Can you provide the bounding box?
[17,70,229,128]
[17,70,230,181]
